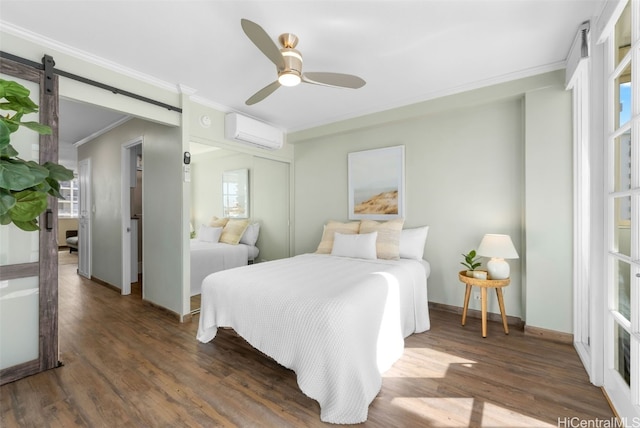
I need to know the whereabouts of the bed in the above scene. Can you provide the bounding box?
[190,221,260,296]
[196,237,430,424]
[190,240,259,296]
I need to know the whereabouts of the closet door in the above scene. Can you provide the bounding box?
[0,58,59,384]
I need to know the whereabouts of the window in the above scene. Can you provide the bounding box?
[58,175,79,218]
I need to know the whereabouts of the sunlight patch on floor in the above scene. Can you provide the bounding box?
[390,397,555,427]
[383,347,477,378]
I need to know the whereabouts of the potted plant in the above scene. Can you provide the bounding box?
[461,249,482,277]
[0,78,74,231]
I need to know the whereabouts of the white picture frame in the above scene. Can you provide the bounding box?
[348,145,405,220]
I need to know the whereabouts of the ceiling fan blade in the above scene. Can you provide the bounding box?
[241,19,285,71]
[302,72,366,89]
[246,81,281,105]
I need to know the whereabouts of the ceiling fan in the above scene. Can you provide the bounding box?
[240,19,366,105]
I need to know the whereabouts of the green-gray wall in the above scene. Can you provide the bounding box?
[78,118,183,314]
[290,70,573,333]
[1,26,575,332]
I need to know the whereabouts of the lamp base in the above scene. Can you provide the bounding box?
[487,258,510,279]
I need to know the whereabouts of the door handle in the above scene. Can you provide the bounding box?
[45,209,53,231]
[126,227,130,232]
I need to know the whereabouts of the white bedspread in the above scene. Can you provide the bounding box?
[190,241,255,296]
[196,253,430,424]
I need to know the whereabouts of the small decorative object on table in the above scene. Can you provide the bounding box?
[460,249,481,277]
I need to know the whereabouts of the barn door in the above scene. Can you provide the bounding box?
[0,56,60,384]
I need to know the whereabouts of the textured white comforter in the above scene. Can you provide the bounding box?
[190,241,254,296]
[196,253,430,424]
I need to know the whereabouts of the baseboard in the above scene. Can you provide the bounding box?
[429,301,525,329]
[91,276,185,323]
[90,276,121,293]
[140,298,183,323]
[600,386,622,422]
[524,325,573,344]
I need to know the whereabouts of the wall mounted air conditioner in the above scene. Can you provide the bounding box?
[224,113,284,150]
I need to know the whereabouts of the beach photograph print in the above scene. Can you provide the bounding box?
[348,145,405,220]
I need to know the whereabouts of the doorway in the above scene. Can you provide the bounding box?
[121,138,143,296]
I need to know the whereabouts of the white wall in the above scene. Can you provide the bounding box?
[291,70,573,332]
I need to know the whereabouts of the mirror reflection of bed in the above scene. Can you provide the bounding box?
[189,144,290,313]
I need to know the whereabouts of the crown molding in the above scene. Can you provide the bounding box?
[189,94,232,114]
[288,60,567,133]
[73,116,133,148]
[0,21,179,94]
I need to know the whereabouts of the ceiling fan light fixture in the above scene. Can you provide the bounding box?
[278,71,301,87]
[241,19,366,104]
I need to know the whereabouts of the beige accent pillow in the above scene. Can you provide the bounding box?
[220,219,250,245]
[209,216,229,228]
[315,220,361,254]
[359,218,405,259]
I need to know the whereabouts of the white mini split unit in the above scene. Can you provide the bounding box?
[224,113,284,150]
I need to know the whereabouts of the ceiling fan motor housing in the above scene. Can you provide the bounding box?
[280,48,302,76]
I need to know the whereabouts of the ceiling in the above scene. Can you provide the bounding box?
[1,0,605,146]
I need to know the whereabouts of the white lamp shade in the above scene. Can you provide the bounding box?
[477,234,519,259]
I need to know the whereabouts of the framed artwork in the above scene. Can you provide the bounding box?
[222,168,249,218]
[348,145,405,220]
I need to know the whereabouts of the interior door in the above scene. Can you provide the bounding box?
[0,58,59,384]
[78,158,91,278]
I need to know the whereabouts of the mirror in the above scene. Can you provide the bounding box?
[222,168,249,218]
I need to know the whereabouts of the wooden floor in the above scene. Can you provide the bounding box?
[1,258,614,427]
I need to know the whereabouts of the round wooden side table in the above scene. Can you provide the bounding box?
[458,270,510,338]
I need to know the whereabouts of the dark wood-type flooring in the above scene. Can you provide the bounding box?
[1,255,614,427]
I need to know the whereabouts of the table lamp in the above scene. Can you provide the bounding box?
[477,234,518,279]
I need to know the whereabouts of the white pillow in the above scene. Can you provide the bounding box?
[399,226,429,260]
[240,222,260,246]
[331,231,378,260]
[199,225,223,243]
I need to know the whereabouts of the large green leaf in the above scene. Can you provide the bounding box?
[0,212,11,225]
[0,188,16,216]
[19,121,52,135]
[0,159,49,191]
[12,218,39,231]
[33,179,52,195]
[24,160,50,183]
[44,177,60,198]
[0,79,31,99]
[0,159,39,190]
[44,162,74,181]
[3,95,39,114]
[1,114,21,133]
[0,143,19,158]
[9,189,47,222]
[0,120,10,150]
